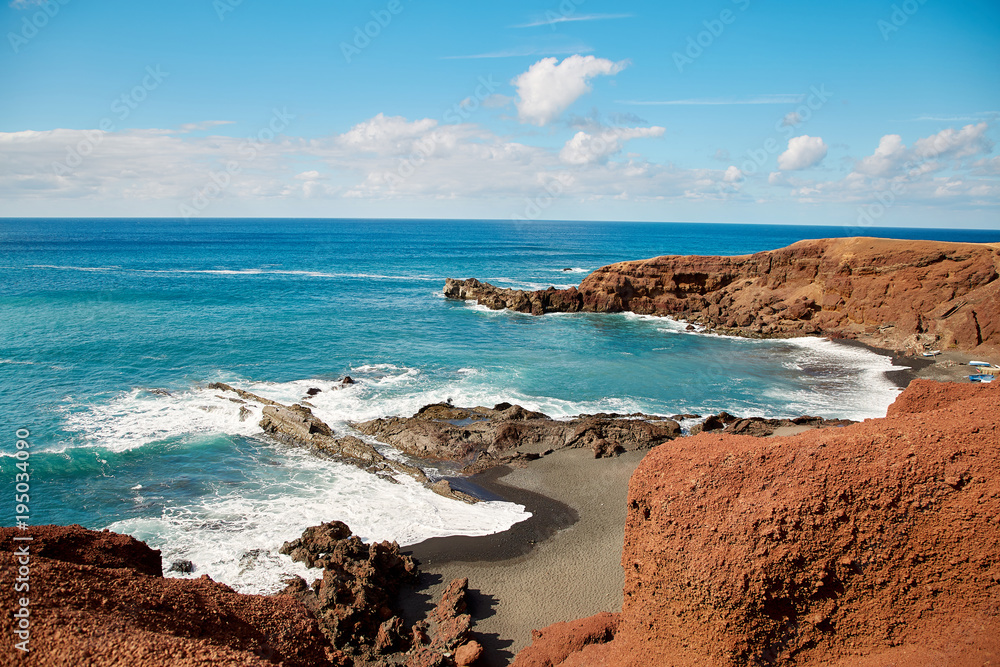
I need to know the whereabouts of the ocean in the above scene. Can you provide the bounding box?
[2,218,997,593]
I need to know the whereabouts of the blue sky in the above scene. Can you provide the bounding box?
[1,0,998,228]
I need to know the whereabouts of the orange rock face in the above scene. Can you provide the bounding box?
[446,237,1000,355]
[513,380,1000,666]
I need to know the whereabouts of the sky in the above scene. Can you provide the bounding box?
[1,0,999,228]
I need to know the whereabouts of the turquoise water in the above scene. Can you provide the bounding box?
[2,219,997,591]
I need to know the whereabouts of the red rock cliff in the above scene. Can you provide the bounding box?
[513,379,1000,666]
[446,237,1000,355]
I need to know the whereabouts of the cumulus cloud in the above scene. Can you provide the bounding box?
[854,134,907,177]
[913,122,992,160]
[512,55,629,126]
[768,123,999,208]
[559,126,664,165]
[777,135,828,170]
[852,123,992,178]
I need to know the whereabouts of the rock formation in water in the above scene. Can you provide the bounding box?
[512,379,1000,666]
[353,402,682,472]
[445,237,1000,355]
[208,383,482,504]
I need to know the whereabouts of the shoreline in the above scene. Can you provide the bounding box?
[403,464,578,566]
[398,331,999,663]
[399,448,645,664]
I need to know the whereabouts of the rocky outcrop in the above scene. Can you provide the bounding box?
[209,383,503,505]
[690,412,854,437]
[279,521,419,659]
[446,238,1000,355]
[0,525,344,667]
[279,522,480,667]
[353,403,681,471]
[513,379,1000,666]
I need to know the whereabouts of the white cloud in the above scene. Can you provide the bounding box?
[337,113,438,154]
[559,126,664,165]
[512,55,629,126]
[2,118,995,217]
[854,134,907,177]
[767,123,999,208]
[0,117,742,214]
[777,135,828,170]
[913,122,992,160]
[852,123,992,179]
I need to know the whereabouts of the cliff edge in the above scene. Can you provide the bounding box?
[446,237,1000,355]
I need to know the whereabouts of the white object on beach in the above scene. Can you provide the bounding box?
[969,361,991,367]
[922,350,941,357]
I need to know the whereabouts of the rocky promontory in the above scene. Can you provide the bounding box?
[446,237,1000,355]
[513,379,1000,666]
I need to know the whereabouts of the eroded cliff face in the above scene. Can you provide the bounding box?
[446,237,1000,355]
[513,379,1000,666]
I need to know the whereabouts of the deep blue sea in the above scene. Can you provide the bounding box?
[2,219,998,592]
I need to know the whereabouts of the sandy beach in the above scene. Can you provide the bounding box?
[402,448,645,664]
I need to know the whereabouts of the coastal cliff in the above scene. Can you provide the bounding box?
[512,379,1000,666]
[445,237,1000,355]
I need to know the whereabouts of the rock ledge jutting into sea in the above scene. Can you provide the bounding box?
[445,237,1000,356]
